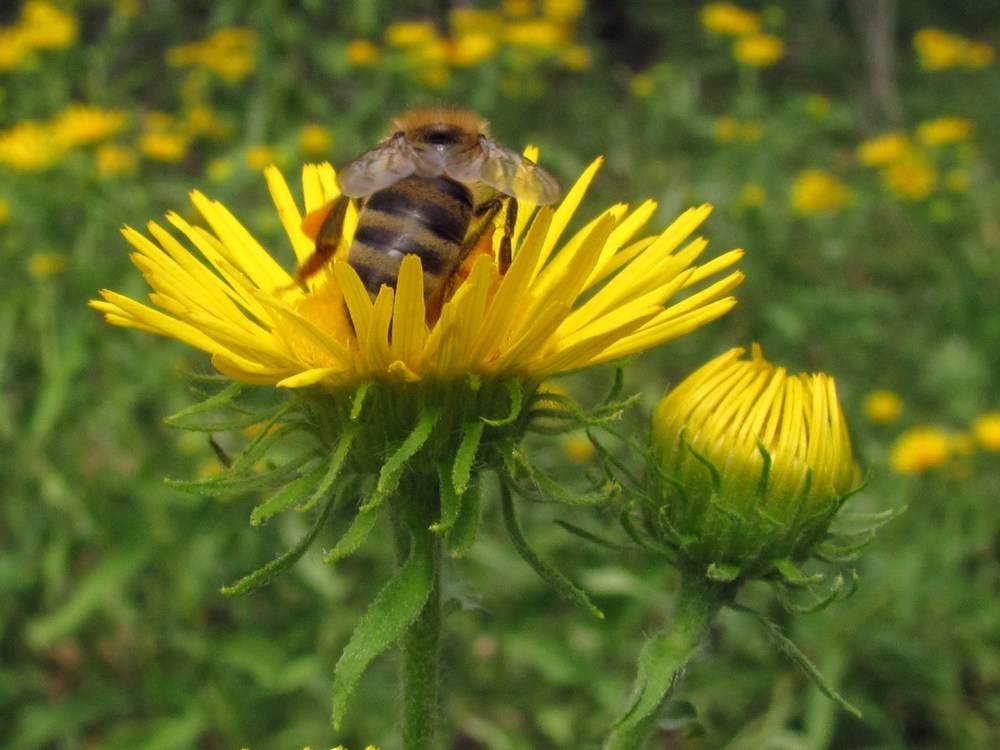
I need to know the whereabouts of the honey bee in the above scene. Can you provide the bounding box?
[296,108,561,316]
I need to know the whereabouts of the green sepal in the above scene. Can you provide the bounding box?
[331,526,436,729]
[166,452,313,496]
[706,563,740,582]
[446,474,481,559]
[361,407,441,512]
[249,464,328,526]
[500,478,603,619]
[776,572,854,615]
[323,505,380,563]
[451,420,484,495]
[220,485,340,596]
[510,449,614,506]
[349,381,371,421]
[432,462,462,534]
[166,381,245,430]
[554,520,628,551]
[297,424,358,513]
[770,557,822,586]
[481,379,524,427]
[737,603,862,717]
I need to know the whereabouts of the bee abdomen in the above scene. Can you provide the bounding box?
[349,176,474,299]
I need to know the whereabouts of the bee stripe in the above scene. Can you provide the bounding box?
[365,188,468,246]
[353,224,449,275]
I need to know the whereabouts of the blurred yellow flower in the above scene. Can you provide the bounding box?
[558,43,593,71]
[972,412,1000,451]
[561,433,597,464]
[167,28,259,82]
[962,41,995,68]
[738,183,767,208]
[881,155,937,201]
[27,252,66,279]
[385,21,439,48]
[299,124,332,158]
[914,28,994,70]
[713,115,761,142]
[805,94,831,119]
[51,104,127,147]
[863,390,902,424]
[0,120,63,170]
[505,19,570,48]
[699,2,761,36]
[945,168,970,193]
[20,0,78,50]
[732,33,785,67]
[448,32,499,67]
[182,105,232,140]
[94,143,138,177]
[0,197,10,225]
[139,132,189,163]
[503,0,535,19]
[450,8,503,36]
[544,0,585,24]
[345,39,381,66]
[629,73,654,98]
[246,145,278,171]
[916,116,974,146]
[0,28,34,70]
[790,169,853,215]
[889,426,951,474]
[857,132,912,166]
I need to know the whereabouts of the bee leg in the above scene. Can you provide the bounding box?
[294,195,351,284]
[498,198,517,274]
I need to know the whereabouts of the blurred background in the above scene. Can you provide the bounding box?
[1,1,998,748]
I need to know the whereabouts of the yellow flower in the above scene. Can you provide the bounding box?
[699,2,761,36]
[27,252,66,279]
[916,116,974,146]
[299,124,332,158]
[863,390,902,424]
[881,155,936,201]
[138,131,189,163]
[914,28,994,70]
[182,105,232,140]
[889,426,951,473]
[558,43,593,71]
[0,28,34,70]
[790,169,853,215]
[962,41,994,68]
[561,433,597,464]
[651,346,856,576]
[19,0,78,50]
[0,120,64,171]
[94,143,138,177]
[50,104,127,147]
[972,412,1000,452]
[543,0,585,24]
[91,158,744,389]
[447,32,499,67]
[344,39,381,66]
[246,145,278,170]
[166,28,258,82]
[732,33,785,67]
[505,19,570,49]
[913,28,967,69]
[857,132,912,166]
[385,21,439,48]
[738,183,767,208]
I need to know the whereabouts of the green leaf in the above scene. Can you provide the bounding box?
[360,407,441,512]
[331,529,436,728]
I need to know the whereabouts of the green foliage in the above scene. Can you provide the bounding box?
[2,1,999,748]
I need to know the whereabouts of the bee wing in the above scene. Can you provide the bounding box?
[448,136,561,205]
[337,134,421,197]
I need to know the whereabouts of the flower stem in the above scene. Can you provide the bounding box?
[392,481,443,750]
[603,569,734,750]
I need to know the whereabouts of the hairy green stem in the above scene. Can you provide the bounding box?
[392,483,443,750]
[603,569,734,750]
